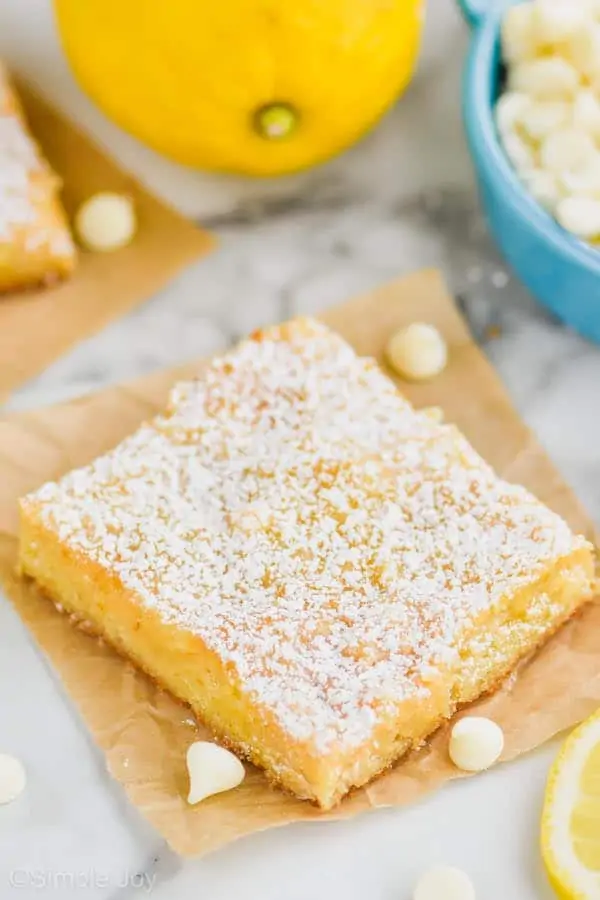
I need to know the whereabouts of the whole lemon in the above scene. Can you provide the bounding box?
[55,0,424,176]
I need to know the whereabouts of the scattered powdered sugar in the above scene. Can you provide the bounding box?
[25,319,591,753]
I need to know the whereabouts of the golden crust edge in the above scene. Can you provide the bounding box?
[17,500,596,809]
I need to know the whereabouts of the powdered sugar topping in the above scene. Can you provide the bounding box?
[0,112,39,241]
[0,67,73,254]
[26,319,590,752]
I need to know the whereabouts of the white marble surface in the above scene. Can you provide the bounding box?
[1,1,600,898]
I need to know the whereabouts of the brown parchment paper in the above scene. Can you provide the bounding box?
[0,269,598,857]
[0,76,214,401]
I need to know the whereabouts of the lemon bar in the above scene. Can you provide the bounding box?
[0,63,75,292]
[18,319,596,808]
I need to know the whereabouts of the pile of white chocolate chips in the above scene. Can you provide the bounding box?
[497,0,600,242]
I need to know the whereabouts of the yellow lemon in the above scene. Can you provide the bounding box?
[541,708,600,899]
[54,0,424,176]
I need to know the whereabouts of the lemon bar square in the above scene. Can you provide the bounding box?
[18,318,596,808]
[0,63,75,292]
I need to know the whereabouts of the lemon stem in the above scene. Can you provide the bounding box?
[255,103,298,140]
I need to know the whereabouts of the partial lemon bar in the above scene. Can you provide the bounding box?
[0,63,75,292]
[18,319,596,808]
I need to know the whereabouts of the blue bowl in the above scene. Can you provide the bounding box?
[458,0,600,343]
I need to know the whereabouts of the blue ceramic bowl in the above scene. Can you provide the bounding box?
[458,0,600,342]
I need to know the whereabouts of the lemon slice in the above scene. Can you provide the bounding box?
[542,709,600,899]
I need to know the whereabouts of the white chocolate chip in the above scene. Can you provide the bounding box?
[413,866,476,900]
[556,195,600,237]
[560,157,600,196]
[386,323,447,382]
[448,717,504,772]
[0,754,26,805]
[75,192,137,252]
[498,0,600,244]
[502,130,537,173]
[522,168,562,211]
[501,3,538,63]
[495,92,532,136]
[186,741,245,805]
[564,25,600,84]
[572,89,600,139]
[509,57,580,99]
[520,99,571,142]
[539,128,596,173]
[533,0,589,43]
